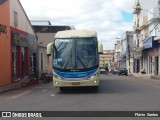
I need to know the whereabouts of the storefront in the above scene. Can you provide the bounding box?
[11,27,37,82]
[0,0,38,86]
[133,53,141,73]
[142,36,160,75]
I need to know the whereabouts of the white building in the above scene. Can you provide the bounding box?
[141,7,160,75]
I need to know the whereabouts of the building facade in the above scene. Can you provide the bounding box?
[0,0,38,86]
[133,0,142,73]
[133,0,160,76]
[114,40,121,68]
[99,50,114,69]
[119,31,133,73]
[141,7,160,75]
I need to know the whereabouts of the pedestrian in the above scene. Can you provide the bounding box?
[140,68,146,74]
[45,70,50,83]
[105,66,109,75]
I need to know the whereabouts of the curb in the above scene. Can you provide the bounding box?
[131,73,160,80]
[0,79,39,94]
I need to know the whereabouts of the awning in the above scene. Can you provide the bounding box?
[142,36,159,50]
[154,36,160,43]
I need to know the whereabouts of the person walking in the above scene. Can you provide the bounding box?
[105,66,109,75]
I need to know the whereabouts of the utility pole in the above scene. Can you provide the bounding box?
[128,40,131,74]
[127,32,131,74]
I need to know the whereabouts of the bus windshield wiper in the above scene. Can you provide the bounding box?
[77,55,86,68]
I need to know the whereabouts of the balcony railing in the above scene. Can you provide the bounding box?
[133,25,140,34]
[133,4,141,14]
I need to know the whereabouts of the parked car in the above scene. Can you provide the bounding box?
[112,68,119,74]
[118,68,128,76]
[100,68,106,74]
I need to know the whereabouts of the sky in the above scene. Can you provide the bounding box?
[19,0,158,50]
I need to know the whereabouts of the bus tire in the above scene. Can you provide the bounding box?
[92,86,98,91]
[59,87,66,92]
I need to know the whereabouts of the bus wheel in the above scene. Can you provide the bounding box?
[92,86,98,91]
[59,87,66,92]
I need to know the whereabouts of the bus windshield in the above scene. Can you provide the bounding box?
[53,37,98,71]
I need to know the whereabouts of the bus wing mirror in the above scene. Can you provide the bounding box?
[47,42,53,56]
[98,41,103,54]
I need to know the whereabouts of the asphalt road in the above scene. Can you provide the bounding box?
[0,73,160,120]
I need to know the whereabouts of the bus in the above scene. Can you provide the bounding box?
[47,30,100,91]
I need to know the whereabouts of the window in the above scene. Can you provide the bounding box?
[14,12,18,27]
[21,47,27,77]
[12,46,18,80]
[12,47,29,81]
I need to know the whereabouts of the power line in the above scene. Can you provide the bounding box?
[146,19,160,37]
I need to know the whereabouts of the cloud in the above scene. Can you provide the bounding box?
[20,0,158,50]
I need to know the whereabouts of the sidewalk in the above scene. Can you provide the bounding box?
[131,73,160,80]
[0,78,38,93]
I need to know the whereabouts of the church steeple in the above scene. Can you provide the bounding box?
[133,0,141,14]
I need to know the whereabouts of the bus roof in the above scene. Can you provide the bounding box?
[54,30,97,38]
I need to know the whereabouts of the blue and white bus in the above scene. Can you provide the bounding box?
[47,30,100,91]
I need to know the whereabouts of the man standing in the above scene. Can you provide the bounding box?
[105,66,109,75]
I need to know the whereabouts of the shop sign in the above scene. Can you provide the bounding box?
[0,24,7,35]
[130,58,133,63]
[142,37,153,50]
[149,48,159,56]
[134,53,141,59]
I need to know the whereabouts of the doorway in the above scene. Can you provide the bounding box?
[155,57,159,75]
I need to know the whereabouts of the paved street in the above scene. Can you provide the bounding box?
[0,74,160,119]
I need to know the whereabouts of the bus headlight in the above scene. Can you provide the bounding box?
[53,74,58,78]
[53,74,63,80]
[58,76,63,80]
[87,73,98,80]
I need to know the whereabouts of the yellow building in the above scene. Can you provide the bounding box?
[99,50,114,68]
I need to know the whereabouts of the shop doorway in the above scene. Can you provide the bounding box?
[155,57,159,75]
[149,56,152,74]
[134,59,140,73]
[137,59,140,73]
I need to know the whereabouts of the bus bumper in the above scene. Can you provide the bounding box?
[53,77,99,87]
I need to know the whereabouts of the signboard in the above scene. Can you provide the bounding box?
[149,48,159,56]
[130,58,133,63]
[134,53,141,59]
[142,37,153,50]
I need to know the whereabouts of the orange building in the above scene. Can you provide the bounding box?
[0,0,38,86]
